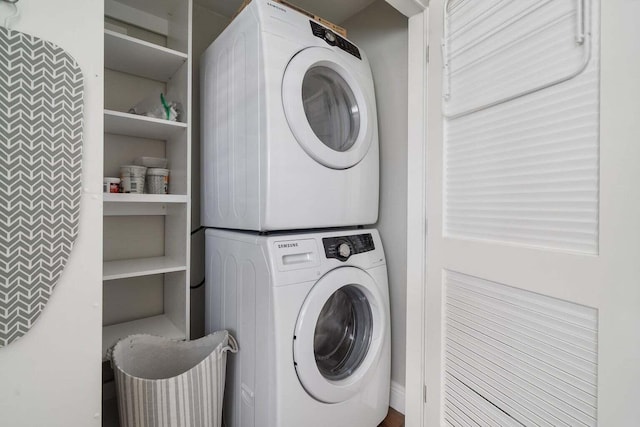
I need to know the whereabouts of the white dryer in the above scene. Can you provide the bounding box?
[201,0,380,231]
[205,228,390,427]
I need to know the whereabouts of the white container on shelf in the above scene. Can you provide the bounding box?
[135,156,168,169]
[103,177,121,193]
[120,165,147,194]
[146,168,169,194]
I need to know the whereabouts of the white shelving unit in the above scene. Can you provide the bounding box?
[103,193,188,203]
[102,0,192,370]
[103,256,187,281]
[105,29,187,82]
[104,109,187,140]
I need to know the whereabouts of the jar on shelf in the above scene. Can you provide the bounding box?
[120,165,147,194]
[146,168,169,194]
[103,177,121,193]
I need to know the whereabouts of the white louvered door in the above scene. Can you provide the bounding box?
[423,0,640,425]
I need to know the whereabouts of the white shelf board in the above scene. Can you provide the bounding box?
[104,29,187,81]
[103,256,186,281]
[104,109,187,140]
[103,193,188,203]
[102,314,186,360]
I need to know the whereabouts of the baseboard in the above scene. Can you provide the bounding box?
[389,381,405,414]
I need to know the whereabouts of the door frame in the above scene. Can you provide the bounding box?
[403,6,429,427]
[383,0,429,424]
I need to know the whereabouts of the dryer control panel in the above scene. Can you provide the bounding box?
[310,21,362,60]
[323,233,375,262]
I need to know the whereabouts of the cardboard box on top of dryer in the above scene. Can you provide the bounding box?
[232,0,348,37]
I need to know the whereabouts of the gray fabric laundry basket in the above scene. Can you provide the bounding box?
[110,331,238,427]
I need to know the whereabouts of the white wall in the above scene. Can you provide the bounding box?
[0,0,103,426]
[342,1,409,413]
[190,4,230,339]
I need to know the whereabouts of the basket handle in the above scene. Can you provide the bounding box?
[222,333,239,354]
[106,345,115,368]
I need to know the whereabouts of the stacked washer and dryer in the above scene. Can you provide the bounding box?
[201,1,390,426]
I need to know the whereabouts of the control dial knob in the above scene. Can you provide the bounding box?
[324,30,336,43]
[338,243,351,259]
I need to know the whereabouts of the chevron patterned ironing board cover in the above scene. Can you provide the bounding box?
[0,27,84,347]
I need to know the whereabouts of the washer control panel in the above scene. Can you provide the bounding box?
[310,21,361,60]
[323,233,375,262]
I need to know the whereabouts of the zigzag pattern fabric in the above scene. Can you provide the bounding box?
[0,27,84,347]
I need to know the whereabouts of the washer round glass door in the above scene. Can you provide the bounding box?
[282,47,375,170]
[314,284,372,381]
[293,267,386,403]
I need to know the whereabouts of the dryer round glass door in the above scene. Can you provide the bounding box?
[282,47,376,170]
[293,267,387,403]
[302,66,360,153]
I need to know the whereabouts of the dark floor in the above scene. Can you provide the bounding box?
[379,407,405,427]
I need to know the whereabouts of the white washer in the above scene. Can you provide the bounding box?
[205,228,390,427]
[201,0,380,231]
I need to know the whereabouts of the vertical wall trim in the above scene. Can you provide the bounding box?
[404,7,428,427]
